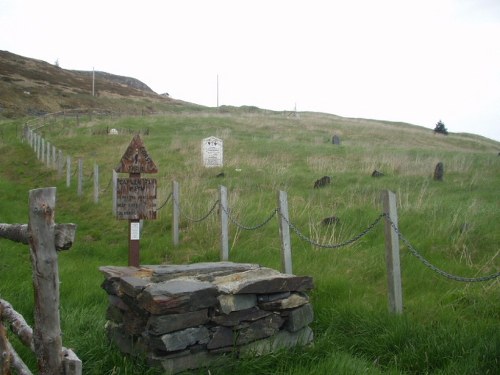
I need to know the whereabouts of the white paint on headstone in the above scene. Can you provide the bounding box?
[202,136,223,168]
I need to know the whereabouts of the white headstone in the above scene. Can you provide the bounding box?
[202,136,223,168]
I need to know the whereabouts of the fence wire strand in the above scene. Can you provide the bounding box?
[385,216,500,283]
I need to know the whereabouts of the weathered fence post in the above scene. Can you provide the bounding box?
[66,156,71,188]
[112,170,117,216]
[57,150,63,179]
[28,187,63,374]
[382,190,403,314]
[77,158,83,196]
[277,190,293,274]
[93,164,99,203]
[219,185,229,261]
[172,180,180,246]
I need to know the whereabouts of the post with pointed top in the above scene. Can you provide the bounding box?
[382,190,403,314]
[115,134,158,267]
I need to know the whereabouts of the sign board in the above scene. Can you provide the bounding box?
[116,178,157,220]
[115,134,158,174]
[202,136,223,168]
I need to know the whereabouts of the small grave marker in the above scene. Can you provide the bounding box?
[115,134,158,267]
[202,136,223,168]
[332,135,341,145]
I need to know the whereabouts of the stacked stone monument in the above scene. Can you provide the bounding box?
[100,262,314,374]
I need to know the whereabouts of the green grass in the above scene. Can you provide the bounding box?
[1,110,499,374]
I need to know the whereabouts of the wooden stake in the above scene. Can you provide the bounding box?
[278,190,293,274]
[28,187,63,374]
[382,190,403,314]
[219,185,229,261]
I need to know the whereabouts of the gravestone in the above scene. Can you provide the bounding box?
[332,135,341,145]
[202,136,223,168]
[313,176,331,189]
[433,162,444,181]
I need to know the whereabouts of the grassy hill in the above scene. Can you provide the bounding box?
[0,51,499,374]
[0,50,202,117]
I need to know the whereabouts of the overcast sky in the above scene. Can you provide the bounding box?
[1,0,499,141]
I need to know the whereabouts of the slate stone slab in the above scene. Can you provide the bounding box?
[239,326,314,357]
[147,309,209,335]
[217,293,257,314]
[138,279,218,314]
[150,262,260,282]
[259,292,309,311]
[149,326,210,352]
[211,307,271,327]
[284,303,314,332]
[213,268,314,294]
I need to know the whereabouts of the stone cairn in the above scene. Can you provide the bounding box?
[100,262,314,374]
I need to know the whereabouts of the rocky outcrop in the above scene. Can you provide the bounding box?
[100,262,314,374]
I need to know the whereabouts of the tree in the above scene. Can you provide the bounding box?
[434,120,448,135]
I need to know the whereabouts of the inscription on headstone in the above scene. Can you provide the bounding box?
[202,136,223,168]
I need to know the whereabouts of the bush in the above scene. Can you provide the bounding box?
[434,120,448,135]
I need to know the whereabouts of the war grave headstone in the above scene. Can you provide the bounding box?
[202,136,223,168]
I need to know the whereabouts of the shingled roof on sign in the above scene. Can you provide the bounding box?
[115,134,158,174]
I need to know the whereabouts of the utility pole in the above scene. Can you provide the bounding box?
[92,67,95,97]
[216,74,219,108]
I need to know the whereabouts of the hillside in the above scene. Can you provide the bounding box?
[0,51,499,374]
[0,50,193,117]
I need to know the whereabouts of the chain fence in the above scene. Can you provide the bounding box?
[384,215,499,283]
[152,188,498,283]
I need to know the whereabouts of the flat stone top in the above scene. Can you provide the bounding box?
[99,262,314,296]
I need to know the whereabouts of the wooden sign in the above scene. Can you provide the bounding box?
[116,178,157,220]
[115,134,158,174]
[114,134,158,267]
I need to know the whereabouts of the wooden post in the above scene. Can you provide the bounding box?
[382,190,403,314]
[93,164,99,203]
[112,170,117,216]
[40,138,44,162]
[66,156,71,188]
[128,174,140,267]
[219,185,229,261]
[52,146,56,169]
[28,187,63,375]
[46,142,51,167]
[277,190,293,274]
[172,181,180,246]
[57,150,63,179]
[77,158,83,196]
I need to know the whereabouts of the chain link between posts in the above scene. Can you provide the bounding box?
[222,205,278,230]
[385,215,500,283]
[173,197,220,223]
[278,210,386,249]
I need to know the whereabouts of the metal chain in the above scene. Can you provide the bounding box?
[385,215,500,282]
[173,197,219,223]
[279,211,385,249]
[155,192,172,212]
[100,177,113,193]
[222,205,278,230]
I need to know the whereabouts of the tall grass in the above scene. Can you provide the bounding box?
[0,111,499,374]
